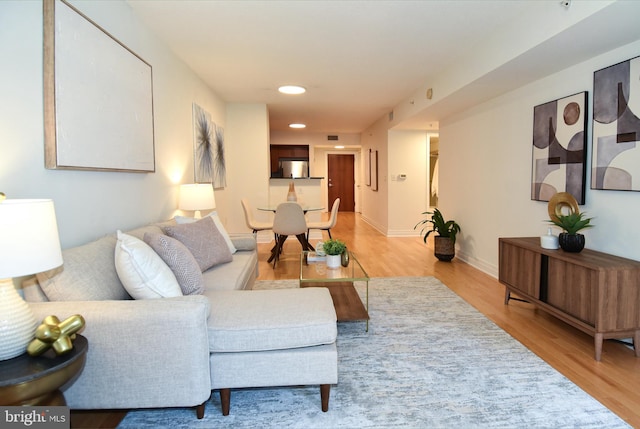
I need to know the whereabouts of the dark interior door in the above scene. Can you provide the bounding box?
[328,154,355,211]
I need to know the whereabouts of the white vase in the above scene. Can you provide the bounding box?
[287,182,297,201]
[0,278,37,360]
[326,254,341,269]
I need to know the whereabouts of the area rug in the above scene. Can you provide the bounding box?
[117,277,630,429]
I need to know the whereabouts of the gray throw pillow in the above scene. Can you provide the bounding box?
[36,235,131,301]
[163,217,233,272]
[144,232,205,295]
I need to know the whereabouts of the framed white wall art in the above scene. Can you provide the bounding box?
[44,0,155,172]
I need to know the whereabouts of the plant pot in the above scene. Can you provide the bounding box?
[326,254,342,269]
[559,233,585,253]
[434,236,455,262]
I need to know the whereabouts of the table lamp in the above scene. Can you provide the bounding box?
[0,198,63,360]
[179,184,215,219]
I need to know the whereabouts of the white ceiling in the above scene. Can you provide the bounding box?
[127,0,640,134]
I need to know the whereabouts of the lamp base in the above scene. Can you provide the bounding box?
[0,278,37,360]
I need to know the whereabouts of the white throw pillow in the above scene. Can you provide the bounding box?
[175,211,237,254]
[114,230,182,299]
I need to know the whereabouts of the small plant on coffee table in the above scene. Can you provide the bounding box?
[322,239,347,255]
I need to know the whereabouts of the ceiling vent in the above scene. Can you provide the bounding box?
[327,135,339,141]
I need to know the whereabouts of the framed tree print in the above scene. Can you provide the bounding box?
[192,103,227,188]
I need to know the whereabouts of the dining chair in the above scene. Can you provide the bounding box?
[306,198,340,240]
[241,198,273,235]
[268,202,314,267]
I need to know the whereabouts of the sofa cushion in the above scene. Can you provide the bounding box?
[207,288,337,353]
[115,231,182,299]
[229,234,257,252]
[36,235,131,301]
[144,232,205,295]
[202,250,257,291]
[163,217,232,272]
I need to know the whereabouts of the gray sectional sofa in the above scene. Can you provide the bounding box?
[22,217,338,417]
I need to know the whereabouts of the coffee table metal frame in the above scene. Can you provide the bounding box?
[300,251,369,331]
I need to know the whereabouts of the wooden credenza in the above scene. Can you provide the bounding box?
[499,237,640,361]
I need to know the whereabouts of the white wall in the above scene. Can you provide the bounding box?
[360,117,389,233]
[360,124,430,237]
[440,39,640,276]
[387,130,428,236]
[219,103,270,237]
[0,1,257,249]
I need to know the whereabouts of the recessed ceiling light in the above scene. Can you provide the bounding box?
[279,85,306,95]
[289,123,306,129]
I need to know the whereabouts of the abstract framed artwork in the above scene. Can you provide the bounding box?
[44,0,155,172]
[531,91,588,204]
[366,149,371,186]
[192,103,226,188]
[592,55,640,191]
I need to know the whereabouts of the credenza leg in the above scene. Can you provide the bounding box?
[594,333,604,362]
[504,287,511,305]
[634,330,640,358]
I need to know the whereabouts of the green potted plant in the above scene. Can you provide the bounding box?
[414,208,461,261]
[322,238,347,268]
[547,211,593,252]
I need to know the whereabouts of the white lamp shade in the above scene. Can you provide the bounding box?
[179,184,216,211]
[0,199,63,278]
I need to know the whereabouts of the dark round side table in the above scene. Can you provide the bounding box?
[0,334,88,406]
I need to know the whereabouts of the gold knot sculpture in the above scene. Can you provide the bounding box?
[27,314,85,356]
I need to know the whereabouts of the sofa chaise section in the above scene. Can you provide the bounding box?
[207,287,338,415]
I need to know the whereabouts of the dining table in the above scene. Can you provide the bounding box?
[259,203,323,262]
[258,205,324,213]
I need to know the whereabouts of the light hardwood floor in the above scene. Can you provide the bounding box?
[71,212,640,428]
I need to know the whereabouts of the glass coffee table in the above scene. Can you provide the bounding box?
[300,251,370,331]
